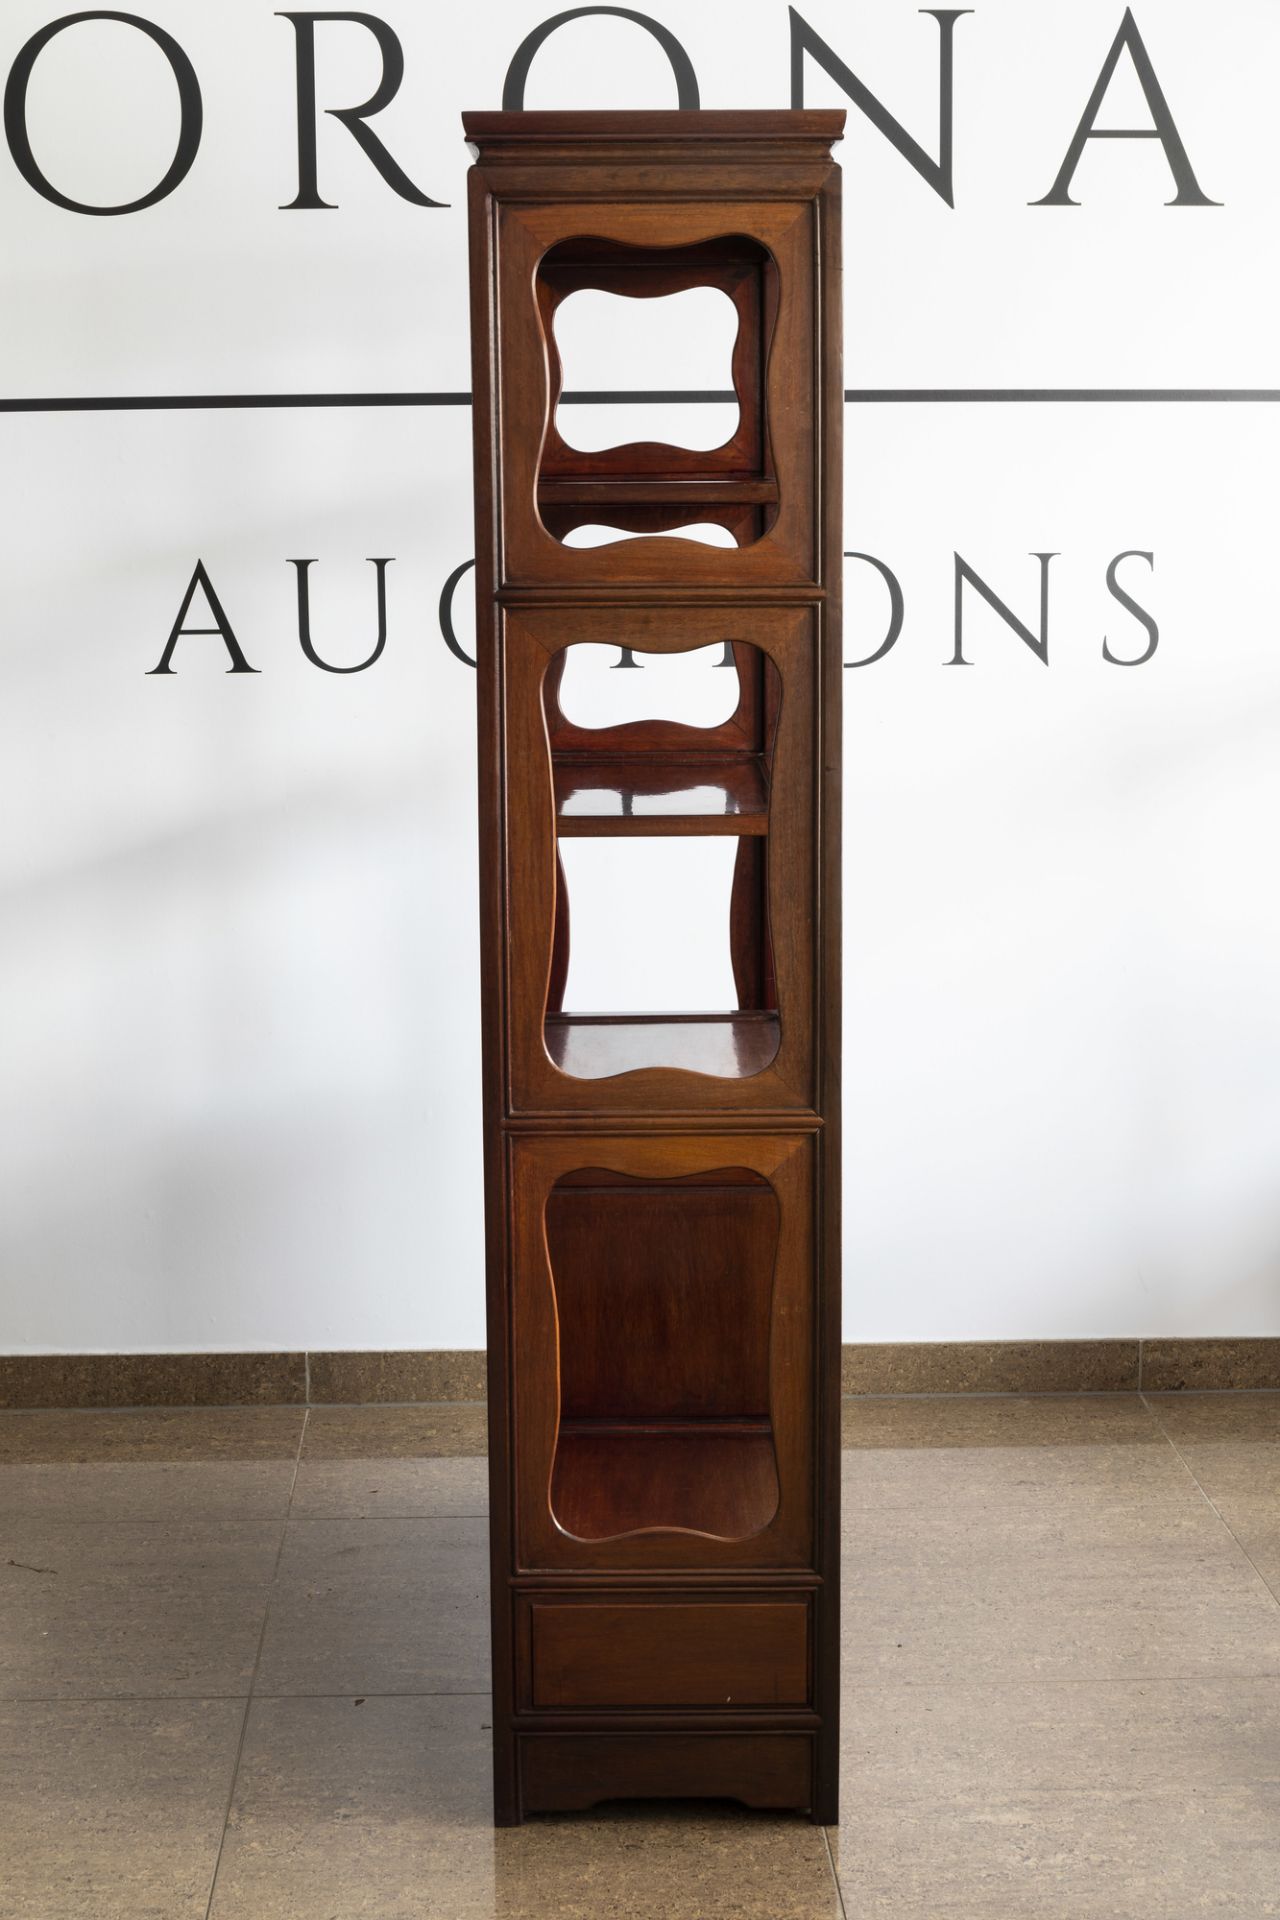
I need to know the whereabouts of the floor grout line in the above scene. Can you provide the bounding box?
[277,1511,490,1525]
[241,1688,495,1700]
[1,1510,487,1526]
[0,1693,256,1705]
[1139,1392,1280,1613]
[842,1668,1280,1690]
[198,1408,308,1920]
[14,1675,1280,1706]
[0,1690,495,1704]
[820,1823,849,1916]
[0,1405,311,1419]
[0,1514,296,1526]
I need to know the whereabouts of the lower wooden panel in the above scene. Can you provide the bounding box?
[519,1731,814,1814]
[510,1132,815,1574]
[528,1597,809,1709]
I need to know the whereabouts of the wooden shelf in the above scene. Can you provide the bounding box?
[554,754,768,836]
[551,1421,779,1540]
[538,477,778,506]
[545,1011,780,1080]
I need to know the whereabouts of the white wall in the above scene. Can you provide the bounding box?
[2,0,1278,1350]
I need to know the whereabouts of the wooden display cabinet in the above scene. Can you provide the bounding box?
[463,110,844,1825]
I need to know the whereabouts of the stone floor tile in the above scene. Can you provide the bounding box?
[209,1695,842,1920]
[843,1495,1280,1683]
[301,1404,489,1458]
[1207,1495,1280,1605]
[1146,1391,1280,1505]
[833,1677,1280,1917]
[0,1407,304,1521]
[1144,1391,1280,1439]
[0,1519,283,1698]
[292,1405,487,1518]
[843,1393,1187,1512]
[490,1803,842,1920]
[0,1391,1271,1918]
[0,1697,244,1920]
[254,1516,490,1696]
[842,1393,1165,1451]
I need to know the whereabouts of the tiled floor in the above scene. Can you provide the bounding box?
[1,1395,1278,1918]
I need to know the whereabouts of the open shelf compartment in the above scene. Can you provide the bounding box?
[545,1011,780,1081]
[543,638,781,1077]
[546,1168,781,1543]
[554,752,769,836]
[534,234,779,552]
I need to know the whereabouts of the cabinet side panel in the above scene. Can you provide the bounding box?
[813,163,844,1829]
[467,163,519,1827]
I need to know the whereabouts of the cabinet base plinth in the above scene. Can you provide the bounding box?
[516,1731,814,1817]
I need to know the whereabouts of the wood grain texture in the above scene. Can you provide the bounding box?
[548,1175,777,1423]
[543,1012,781,1083]
[528,1598,809,1709]
[553,754,770,837]
[549,1429,780,1543]
[465,108,843,1824]
[536,236,767,490]
[503,603,815,1114]
[519,1731,814,1814]
[509,1132,814,1575]
[496,199,817,587]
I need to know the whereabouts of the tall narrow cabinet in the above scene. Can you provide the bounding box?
[463,110,844,1825]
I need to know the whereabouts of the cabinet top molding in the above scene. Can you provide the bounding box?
[462,109,846,168]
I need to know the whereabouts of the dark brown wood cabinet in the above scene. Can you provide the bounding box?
[463,109,844,1825]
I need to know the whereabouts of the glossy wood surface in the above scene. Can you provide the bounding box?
[519,1732,814,1815]
[550,1428,779,1542]
[509,1131,814,1575]
[504,604,815,1114]
[466,110,842,1824]
[536,235,768,491]
[547,1175,776,1422]
[495,198,818,587]
[553,754,769,836]
[543,1012,781,1083]
[528,1599,809,1709]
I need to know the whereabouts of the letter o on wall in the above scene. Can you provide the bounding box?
[4,10,203,215]
[502,7,699,110]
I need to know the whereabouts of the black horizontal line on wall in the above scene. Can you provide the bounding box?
[3,388,1280,413]
[849,389,1280,403]
[1,391,475,412]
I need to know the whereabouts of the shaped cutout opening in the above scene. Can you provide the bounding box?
[545,637,779,755]
[534,234,780,553]
[542,639,782,1081]
[560,521,738,550]
[556,838,738,1015]
[553,285,740,453]
[558,643,742,733]
[546,1167,781,1541]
